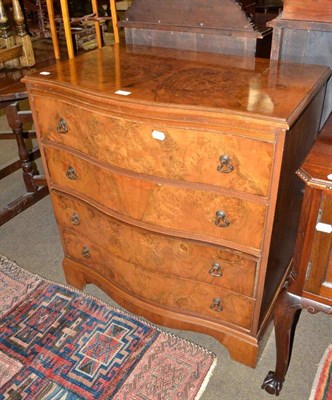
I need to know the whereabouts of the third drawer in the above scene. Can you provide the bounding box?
[52,191,258,298]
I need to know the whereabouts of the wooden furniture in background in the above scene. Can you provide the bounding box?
[119,0,273,57]
[267,0,332,126]
[281,0,332,22]
[255,0,283,15]
[262,114,332,395]
[45,0,119,59]
[23,44,330,367]
[0,0,35,67]
[0,0,48,225]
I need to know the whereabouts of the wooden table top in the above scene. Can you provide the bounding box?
[23,44,331,128]
[0,39,56,102]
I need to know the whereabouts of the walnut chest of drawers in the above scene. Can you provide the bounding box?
[23,44,331,367]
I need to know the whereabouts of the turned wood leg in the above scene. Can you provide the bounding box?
[6,102,39,193]
[262,289,302,396]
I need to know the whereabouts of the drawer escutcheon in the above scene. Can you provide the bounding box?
[81,246,91,258]
[66,166,77,180]
[210,298,223,312]
[217,155,234,174]
[70,212,80,226]
[56,117,68,134]
[209,262,223,277]
[215,211,230,228]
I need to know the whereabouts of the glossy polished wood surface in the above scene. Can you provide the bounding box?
[23,44,330,126]
[24,44,331,368]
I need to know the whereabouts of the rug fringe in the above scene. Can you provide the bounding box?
[195,356,218,400]
[309,344,332,400]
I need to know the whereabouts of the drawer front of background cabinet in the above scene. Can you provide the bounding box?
[61,227,254,329]
[34,96,274,197]
[52,191,258,297]
[45,147,266,250]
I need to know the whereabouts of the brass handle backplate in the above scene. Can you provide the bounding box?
[56,117,68,134]
[209,262,223,277]
[70,213,80,226]
[215,211,230,228]
[210,298,223,312]
[81,246,90,258]
[66,166,77,180]
[217,155,234,174]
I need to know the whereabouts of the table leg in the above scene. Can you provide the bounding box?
[262,289,302,395]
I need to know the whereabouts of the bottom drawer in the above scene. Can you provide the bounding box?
[61,227,255,330]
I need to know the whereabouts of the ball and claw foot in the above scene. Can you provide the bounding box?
[262,371,283,396]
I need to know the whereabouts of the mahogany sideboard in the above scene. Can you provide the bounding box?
[262,115,332,395]
[23,44,331,367]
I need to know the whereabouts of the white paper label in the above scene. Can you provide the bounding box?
[114,90,131,96]
[152,130,166,141]
[316,222,332,234]
[327,173,332,181]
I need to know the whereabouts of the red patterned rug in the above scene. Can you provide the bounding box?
[310,344,332,400]
[0,255,216,399]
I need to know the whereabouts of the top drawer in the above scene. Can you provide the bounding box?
[32,95,274,197]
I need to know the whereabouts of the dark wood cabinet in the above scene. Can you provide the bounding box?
[268,0,332,126]
[23,44,331,368]
[119,0,273,57]
[262,115,332,395]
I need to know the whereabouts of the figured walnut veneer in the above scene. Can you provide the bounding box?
[23,44,331,367]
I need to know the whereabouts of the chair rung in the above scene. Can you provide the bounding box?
[0,44,23,63]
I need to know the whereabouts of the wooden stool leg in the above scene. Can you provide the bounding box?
[59,0,75,58]
[91,0,103,49]
[5,102,39,193]
[110,0,119,43]
[45,0,61,59]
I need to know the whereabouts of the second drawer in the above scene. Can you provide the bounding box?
[46,147,267,250]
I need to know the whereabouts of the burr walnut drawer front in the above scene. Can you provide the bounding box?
[34,96,273,196]
[45,147,266,250]
[52,191,257,297]
[61,227,255,329]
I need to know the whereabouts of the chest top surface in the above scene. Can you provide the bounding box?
[23,44,331,127]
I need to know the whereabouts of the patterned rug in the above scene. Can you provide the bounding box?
[0,255,216,399]
[310,344,332,400]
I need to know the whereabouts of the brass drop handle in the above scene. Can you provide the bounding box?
[215,211,230,228]
[210,298,223,312]
[66,166,77,180]
[81,246,90,258]
[56,117,68,134]
[217,155,234,174]
[70,213,80,226]
[209,262,223,278]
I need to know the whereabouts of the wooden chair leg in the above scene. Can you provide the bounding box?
[91,0,103,49]
[59,0,75,58]
[0,101,48,226]
[45,0,61,59]
[5,102,39,193]
[110,0,119,43]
